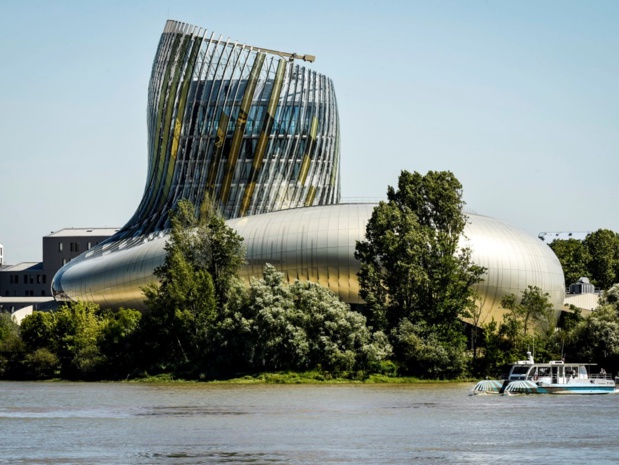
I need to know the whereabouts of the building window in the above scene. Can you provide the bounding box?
[87,242,92,250]
[62,258,67,265]
[37,275,40,284]
[23,275,27,284]
[4,291,8,296]
[42,274,46,284]
[41,290,45,296]
[59,242,63,252]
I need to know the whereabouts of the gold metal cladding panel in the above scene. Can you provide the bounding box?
[220,53,266,205]
[129,31,180,226]
[143,33,186,217]
[240,58,286,217]
[151,34,193,215]
[206,111,230,190]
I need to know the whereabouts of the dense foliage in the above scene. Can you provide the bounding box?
[550,229,619,290]
[355,170,486,377]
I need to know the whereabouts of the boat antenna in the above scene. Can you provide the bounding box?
[560,338,564,360]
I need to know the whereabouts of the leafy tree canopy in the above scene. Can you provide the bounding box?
[355,170,486,338]
[500,285,556,338]
[548,238,589,288]
[142,195,245,376]
[247,264,392,373]
[550,228,619,291]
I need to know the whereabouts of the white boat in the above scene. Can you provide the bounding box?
[473,352,616,395]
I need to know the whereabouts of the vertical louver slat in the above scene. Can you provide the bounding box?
[220,52,265,206]
[239,58,286,217]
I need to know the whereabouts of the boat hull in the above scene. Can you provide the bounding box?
[535,382,616,395]
[472,380,616,395]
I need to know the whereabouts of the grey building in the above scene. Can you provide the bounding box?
[0,228,117,312]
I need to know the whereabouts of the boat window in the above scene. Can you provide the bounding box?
[579,366,587,377]
[538,367,550,376]
[512,366,529,374]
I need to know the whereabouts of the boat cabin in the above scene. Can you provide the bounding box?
[508,360,590,385]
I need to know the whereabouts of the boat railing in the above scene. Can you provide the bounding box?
[589,373,613,380]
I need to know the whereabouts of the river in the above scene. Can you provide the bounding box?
[1,381,619,464]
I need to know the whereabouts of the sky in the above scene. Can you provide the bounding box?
[0,0,617,264]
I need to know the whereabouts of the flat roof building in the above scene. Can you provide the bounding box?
[0,228,116,312]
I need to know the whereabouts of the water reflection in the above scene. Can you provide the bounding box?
[1,382,619,464]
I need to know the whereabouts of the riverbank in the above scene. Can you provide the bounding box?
[130,371,475,384]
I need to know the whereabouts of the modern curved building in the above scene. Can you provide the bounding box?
[52,19,565,323]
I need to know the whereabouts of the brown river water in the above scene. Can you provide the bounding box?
[1,381,619,464]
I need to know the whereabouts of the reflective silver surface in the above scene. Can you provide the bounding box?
[55,204,564,322]
[231,205,565,321]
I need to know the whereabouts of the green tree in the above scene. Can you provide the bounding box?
[583,229,619,290]
[20,311,56,352]
[290,279,391,373]
[601,283,619,310]
[23,349,60,379]
[247,264,391,374]
[20,311,60,379]
[142,196,243,376]
[549,238,589,287]
[0,313,24,378]
[168,196,245,305]
[247,264,307,371]
[209,279,254,376]
[476,318,517,378]
[500,285,556,338]
[355,170,486,363]
[392,319,468,379]
[565,305,619,370]
[143,223,218,374]
[97,308,142,379]
[52,301,104,379]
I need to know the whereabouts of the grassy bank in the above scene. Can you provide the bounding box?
[131,371,475,384]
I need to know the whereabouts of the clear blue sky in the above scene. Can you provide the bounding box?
[1,0,617,264]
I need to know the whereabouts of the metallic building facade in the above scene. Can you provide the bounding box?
[229,205,566,321]
[126,19,340,237]
[52,20,565,322]
[53,19,340,303]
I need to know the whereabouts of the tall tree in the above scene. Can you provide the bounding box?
[566,305,619,370]
[172,195,245,305]
[500,285,555,338]
[549,238,589,287]
[583,229,619,290]
[142,195,244,375]
[51,301,104,379]
[355,170,486,338]
[0,313,23,378]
